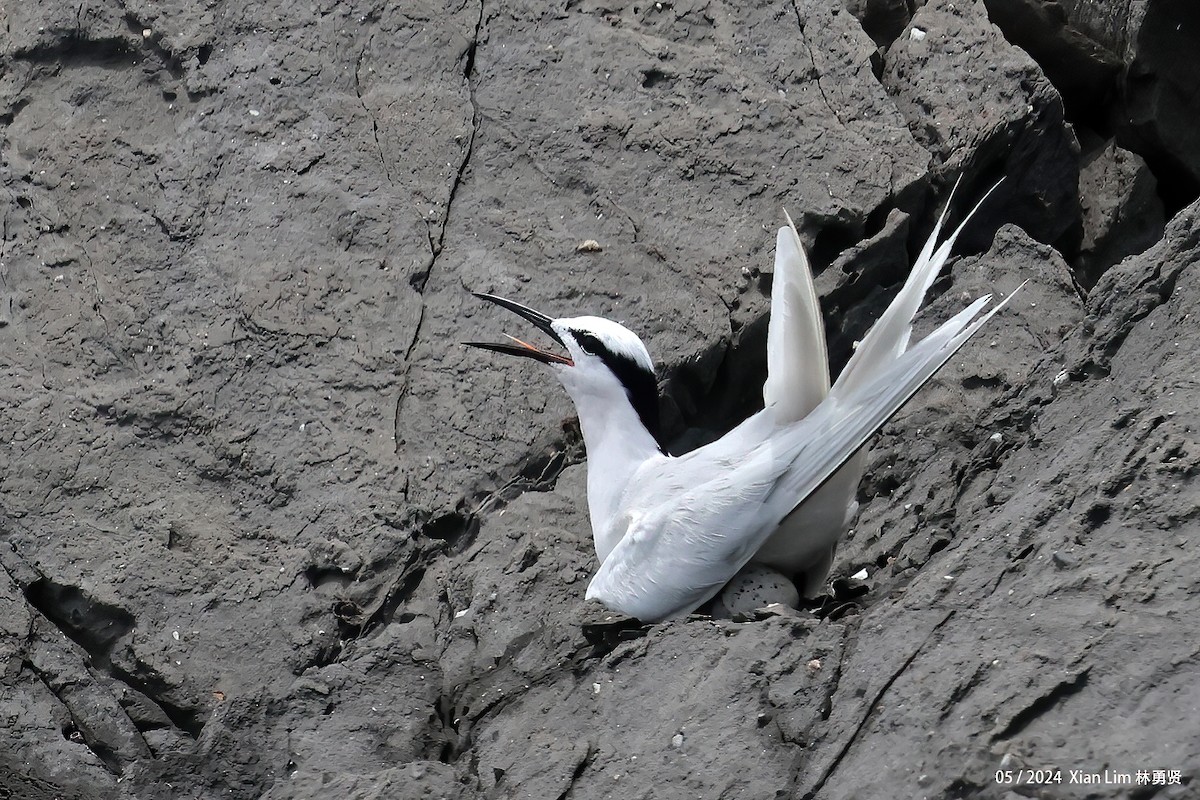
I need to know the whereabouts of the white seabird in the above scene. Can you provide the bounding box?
[466,185,1019,622]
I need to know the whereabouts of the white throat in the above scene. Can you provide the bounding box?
[558,366,663,562]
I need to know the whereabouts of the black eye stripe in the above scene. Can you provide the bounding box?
[574,331,603,356]
[567,327,664,453]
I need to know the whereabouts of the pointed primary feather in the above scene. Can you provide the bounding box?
[753,185,995,578]
[833,179,1002,398]
[753,212,841,576]
[587,286,1021,621]
[762,211,829,422]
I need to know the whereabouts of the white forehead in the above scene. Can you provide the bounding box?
[554,315,654,371]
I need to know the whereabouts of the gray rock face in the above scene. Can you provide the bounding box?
[883,0,1081,250]
[1076,139,1166,289]
[981,0,1125,122]
[1,1,1197,798]
[1103,0,1200,199]
[843,0,916,46]
[985,0,1200,207]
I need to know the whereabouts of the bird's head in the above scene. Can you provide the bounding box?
[465,292,661,445]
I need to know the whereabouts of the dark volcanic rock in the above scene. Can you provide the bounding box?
[1100,0,1200,204]
[1076,138,1166,290]
[883,0,1081,249]
[981,0,1124,125]
[989,0,1200,209]
[1,0,1196,798]
[844,0,915,47]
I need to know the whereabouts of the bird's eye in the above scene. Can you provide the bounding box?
[574,331,602,356]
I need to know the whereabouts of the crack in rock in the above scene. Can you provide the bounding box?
[990,667,1091,741]
[2,546,206,741]
[393,0,486,456]
[803,610,954,798]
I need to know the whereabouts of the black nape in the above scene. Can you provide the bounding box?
[572,330,665,452]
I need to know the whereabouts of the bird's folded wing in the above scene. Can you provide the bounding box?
[757,182,1003,573]
[587,287,1020,622]
[763,212,829,423]
[586,443,792,621]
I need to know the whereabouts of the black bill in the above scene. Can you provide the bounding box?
[464,292,573,366]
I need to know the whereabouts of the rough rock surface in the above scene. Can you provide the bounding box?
[843,0,914,47]
[980,0,1124,126]
[1,1,1197,798]
[883,0,1081,251]
[1060,0,1200,197]
[983,0,1200,208]
[1076,139,1166,290]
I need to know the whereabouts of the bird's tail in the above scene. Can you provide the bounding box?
[831,179,1005,399]
[764,280,1026,543]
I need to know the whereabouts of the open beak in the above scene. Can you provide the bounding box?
[464,292,574,366]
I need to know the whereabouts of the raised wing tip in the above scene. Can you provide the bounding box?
[991,279,1028,313]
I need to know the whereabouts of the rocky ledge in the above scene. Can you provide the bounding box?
[1,1,1196,798]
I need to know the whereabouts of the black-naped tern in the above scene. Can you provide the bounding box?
[466,185,1019,622]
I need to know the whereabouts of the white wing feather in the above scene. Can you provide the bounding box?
[587,287,1021,621]
[762,211,829,422]
[833,180,1002,397]
[753,181,1001,581]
